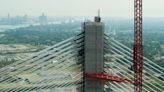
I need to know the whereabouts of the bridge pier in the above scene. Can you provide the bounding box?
[83,16,104,92]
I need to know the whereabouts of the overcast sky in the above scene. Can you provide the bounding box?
[0,0,164,17]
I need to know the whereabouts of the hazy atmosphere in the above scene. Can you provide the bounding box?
[0,0,164,92]
[0,0,164,17]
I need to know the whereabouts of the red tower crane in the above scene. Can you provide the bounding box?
[134,0,143,92]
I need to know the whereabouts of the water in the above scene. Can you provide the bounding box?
[0,24,40,32]
[0,22,60,32]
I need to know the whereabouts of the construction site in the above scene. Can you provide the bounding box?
[0,0,164,92]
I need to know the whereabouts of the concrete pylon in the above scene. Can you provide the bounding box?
[83,16,104,92]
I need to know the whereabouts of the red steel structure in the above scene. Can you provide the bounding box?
[134,0,143,92]
[85,73,133,83]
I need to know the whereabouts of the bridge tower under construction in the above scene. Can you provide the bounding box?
[83,13,105,92]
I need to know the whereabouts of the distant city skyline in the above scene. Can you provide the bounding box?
[0,0,164,17]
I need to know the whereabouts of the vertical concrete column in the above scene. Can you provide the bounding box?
[84,17,104,92]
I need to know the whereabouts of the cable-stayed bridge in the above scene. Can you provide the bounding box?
[0,19,164,92]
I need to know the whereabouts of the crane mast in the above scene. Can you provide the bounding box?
[134,0,143,92]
